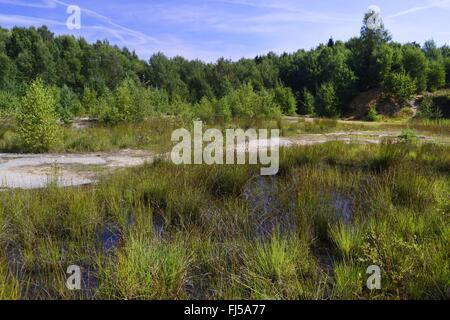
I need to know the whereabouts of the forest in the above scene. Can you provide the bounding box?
[0,12,449,125]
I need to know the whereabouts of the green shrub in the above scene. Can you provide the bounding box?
[417,96,443,120]
[395,107,415,119]
[272,85,297,115]
[316,82,339,117]
[427,62,446,92]
[398,128,418,144]
[194,97,215,121]
[0,91,20,116]
[301,88,315,116]
[97,93,122,125]
[17,79,60,152]
[366,104,381,121]
[57,85,83,124]
[384,72,417,102]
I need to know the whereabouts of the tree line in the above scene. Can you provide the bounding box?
[0,10,449,123]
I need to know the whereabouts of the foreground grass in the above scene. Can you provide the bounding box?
[0,141,448,300]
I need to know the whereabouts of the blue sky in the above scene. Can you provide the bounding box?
[0,0,449,62]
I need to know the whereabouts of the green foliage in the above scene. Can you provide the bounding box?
[402,45,428,92]
[398,128,418,143]
[348,10,392,90]
[445,58,450,86]
[427,62,446,92]
[17,79,60,152]
[194,97,215,121]
[366,103,381,121]
[81,87,98,115]
[57,85,83,123]
[0,19,448,121]
[417,95,443,119]
[271,85,297,115]
[97,91,121,125]
[0,90,20,116]
[301,88,315,115]
[384,72,417,102]
[114,79,134,121]
[222,83,282,118]
[316,82,339,117]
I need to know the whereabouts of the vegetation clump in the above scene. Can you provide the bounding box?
[17,79,60,152]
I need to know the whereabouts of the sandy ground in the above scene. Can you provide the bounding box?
[0,149,155,189]
[1,130,448,190]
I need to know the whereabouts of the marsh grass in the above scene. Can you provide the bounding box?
[0,139,448,300]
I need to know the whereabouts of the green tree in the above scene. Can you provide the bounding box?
[384,72,417,102]
[402,45,428,92]
[56,36,83,90]
[301,88,315,115]
[0,53,16,91]
[271,85,297,115]
[17,79,60,152]
[257,89,282,118]
[318,44,357,111]
[81,87,98,115]
[316,83,339,117]
[194,97,215,121]
[57,85,82,123]
[97,90,121,124]
[114,79,134,121]
[417,95,442,119]
[366,103,381,121]
[227,83,259,117]
[427,62,446,92]
[445,57,450,86]
[0,90,20,116]
[348,9,392,90]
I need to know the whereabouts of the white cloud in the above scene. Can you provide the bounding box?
[387,0,450,18]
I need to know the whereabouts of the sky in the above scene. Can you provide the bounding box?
[0,0,449,62]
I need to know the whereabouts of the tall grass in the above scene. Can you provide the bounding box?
[0,141,448,300]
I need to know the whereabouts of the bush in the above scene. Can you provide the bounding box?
[417,96,442,120]
[445,58,450,86]
[114,79,134,121]
[17,79,60,152]
[227,83,258,117]
[398,128,418,144]
[427,62,446,92]
[257,89,282,118]
[0,90,20,116]
[81,87,98,116]
[301,88,315,115]
[366,103,381,121]
[272,85,297,115]
[97,92,122,125]
[194,97,215,121]
[57,85,83,124]
[316,83,339,117]
[395,107,415,119]
[384,72,417,102]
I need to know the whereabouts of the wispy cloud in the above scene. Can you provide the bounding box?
[0,0,168,57]
[0,0,57,8]
[0,0,447,62]
[387,0,450,18]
